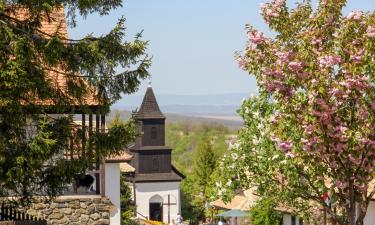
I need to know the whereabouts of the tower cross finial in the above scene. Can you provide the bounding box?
[148,81,152,87]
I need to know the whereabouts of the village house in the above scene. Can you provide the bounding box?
[211,188,375,225]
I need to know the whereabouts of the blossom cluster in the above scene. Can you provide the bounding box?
[367,26,375,37]
[347,10,363,20]
[247,30,266,45]
[318,55,342,68]
[259,0,286,23]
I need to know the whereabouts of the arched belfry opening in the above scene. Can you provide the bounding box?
[149,195,163,221]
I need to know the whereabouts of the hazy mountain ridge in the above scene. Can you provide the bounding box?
[108,109,243,130]
[113,93,249,106]
[112,93,250,116]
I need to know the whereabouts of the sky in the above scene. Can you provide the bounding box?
[68,0,375,96]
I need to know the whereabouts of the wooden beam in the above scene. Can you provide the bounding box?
[100,114,106,197]
[70,134,74,160]
[81,114,86,158]
[88,114,93,159]
[95,112,100,194]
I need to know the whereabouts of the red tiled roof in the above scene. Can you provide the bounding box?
[7,7,100,107]
[9,7,68,38]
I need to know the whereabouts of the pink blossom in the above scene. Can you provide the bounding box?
[330,162,338,169]
[335,180,349,189]
[348,154,361,165]
[297,72,309,79]
[236,56,247,70]
[367,26,375,37]
[329,87,342,97]
[318,55,342,68]
[274,0,285,5]
[371,102,375,111]
[311,37,322,45]
[334,143,347,153]
[320,111,331,125]
[285,152,295,158]
[278,141,293,152]
[247,30,266,45]
[288,61,303,72]
[358,108,369,120]
[302,138,316,152]
[260,0,285,23]
[275,50,292,64]
[316,98,327,107]
[347,10,363,20]
[350,49,364,63]
[269,115,277,124]
[259,3,266,11]
[338,125,348,134]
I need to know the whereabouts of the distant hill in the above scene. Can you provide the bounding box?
[108,109,243,130]
[112,93,251,116]
[110,93,249,129]
[113,93,250,106]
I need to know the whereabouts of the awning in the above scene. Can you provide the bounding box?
[216,209,249,218]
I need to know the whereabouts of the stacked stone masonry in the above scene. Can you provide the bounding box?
[25,196,113,225]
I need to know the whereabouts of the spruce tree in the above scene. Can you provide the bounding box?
[192,136,217,200]
[0,0,150,202]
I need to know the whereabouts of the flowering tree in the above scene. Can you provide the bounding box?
[217,0,375,224]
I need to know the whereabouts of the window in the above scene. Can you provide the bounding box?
[291,216,296,225]
[151,127,157,139]
[152,156,159,172]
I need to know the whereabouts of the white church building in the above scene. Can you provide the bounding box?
[125,84,184,224]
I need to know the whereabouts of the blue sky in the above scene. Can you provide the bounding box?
[68,0,375,96]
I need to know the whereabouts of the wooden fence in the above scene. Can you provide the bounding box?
[0,204,46,225]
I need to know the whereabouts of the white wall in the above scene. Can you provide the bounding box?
[283,214,291,225]
[135,182,181,224]
[282,214,302,225]
[105,163,121,225]
[364,201,375,225]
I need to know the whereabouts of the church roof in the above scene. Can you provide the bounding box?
[132,166,185,183]
[137,84,165,119]
[129,145,171,151]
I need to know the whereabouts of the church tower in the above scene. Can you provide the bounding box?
[128,83,184,223]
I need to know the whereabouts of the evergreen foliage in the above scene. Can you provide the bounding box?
[192,136,216,192]
[120,173,136,225]
[0,0,150,202]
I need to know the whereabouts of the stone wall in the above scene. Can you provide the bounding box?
[25,195,114,225]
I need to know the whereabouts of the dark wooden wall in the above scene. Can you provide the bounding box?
[141,119,165,146]
[138,150,171,173]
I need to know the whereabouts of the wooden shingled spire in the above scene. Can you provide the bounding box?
[136,82,165,119]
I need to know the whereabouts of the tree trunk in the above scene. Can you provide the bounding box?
[355,198,368,225]
[348,183,356,225]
